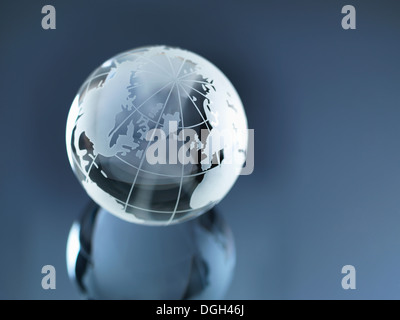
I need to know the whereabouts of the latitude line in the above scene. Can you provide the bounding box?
[115,49,175,74]
[180,79,214,86]
[135,69,170,78]
[124,83,176,210]
[136,54,172,77]
[179,84,212,134]
[73,149,203,215]
[75,158,217,216]
[115,154,217,178]
[108,190,203,214]
[121,199,201,214]
[177,70,199,80]
[110,100,208,129]
[80,72,111,89]
[180,82,211,99]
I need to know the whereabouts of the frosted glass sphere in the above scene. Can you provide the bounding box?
[66,46,247,225]
[66,203,235,300]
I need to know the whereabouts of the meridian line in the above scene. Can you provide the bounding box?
[165,53,176,77]
[85,154,98,182]
[179,84,212,135]
[179,84,221,166]
[124,83,176,210]
[168,84,185,224]
[175,58,187,78]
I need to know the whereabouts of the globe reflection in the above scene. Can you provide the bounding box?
[66,202,235,300]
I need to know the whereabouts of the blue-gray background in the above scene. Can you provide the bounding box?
[0,0,399,299]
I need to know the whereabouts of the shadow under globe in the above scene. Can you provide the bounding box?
[66,202,236,300]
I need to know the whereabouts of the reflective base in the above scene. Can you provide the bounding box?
[66,202,235,300]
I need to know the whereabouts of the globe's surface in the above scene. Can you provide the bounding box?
[66,46,247,225]
[66,202,235,300]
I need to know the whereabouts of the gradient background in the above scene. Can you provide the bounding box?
[1,0,400,299]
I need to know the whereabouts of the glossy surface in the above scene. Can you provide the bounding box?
[66,202,236,300]
[66,46,248,225]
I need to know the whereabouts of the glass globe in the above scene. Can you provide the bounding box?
[66,202,236,300]
[66,46,248,225]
